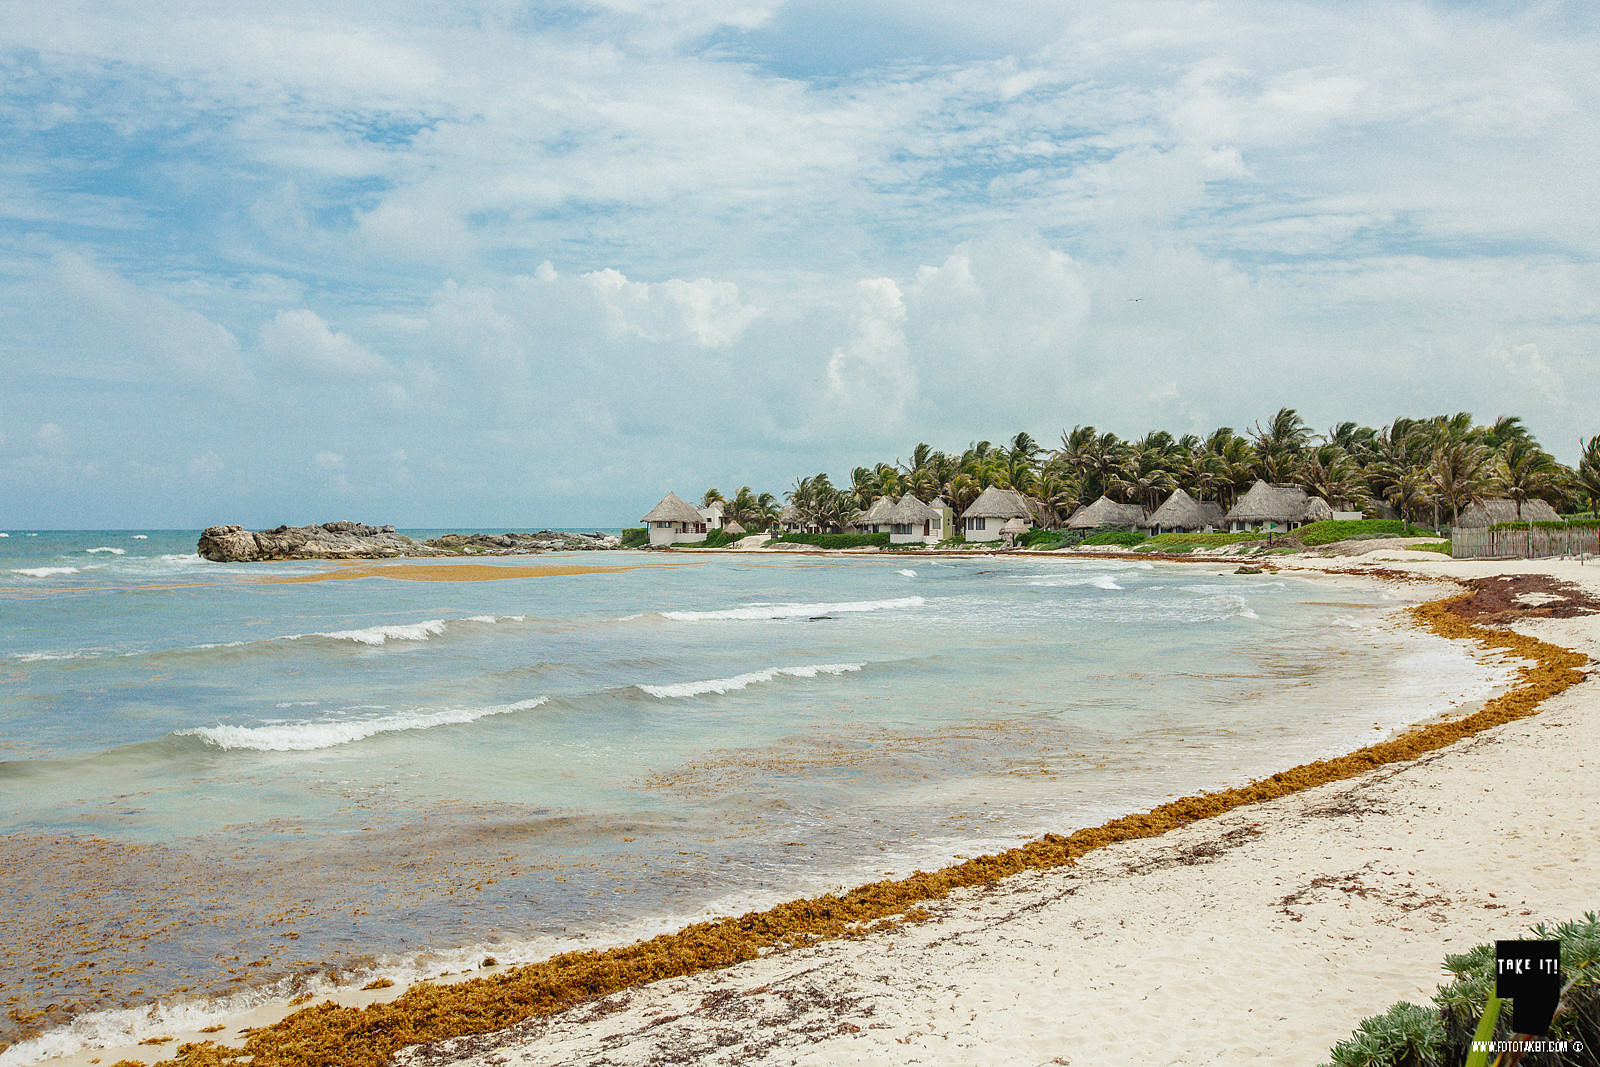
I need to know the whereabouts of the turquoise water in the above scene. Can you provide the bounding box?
[0,531,1509,1059]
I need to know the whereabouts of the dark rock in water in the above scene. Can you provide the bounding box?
[198,523,621,562]
[198,522,444,562]
[423,530,621,554]
[1235,565,1263,574]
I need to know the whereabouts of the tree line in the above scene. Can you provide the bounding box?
[697,409,1600,533]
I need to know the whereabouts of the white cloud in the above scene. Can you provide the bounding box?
[583,268,763,348]
[313,451,345,470]
[824,277,914,427]
[259,309,390,377]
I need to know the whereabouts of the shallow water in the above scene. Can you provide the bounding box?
[0,533,1510,1060]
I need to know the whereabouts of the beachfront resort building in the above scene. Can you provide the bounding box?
[641,492,709,546]
[1142,489,1225,535]
[1454,498,1562,526]
[1223,481,1334,533]
[855,494,952,544]
[1066,496,1149,532]
[960,486,1035,542]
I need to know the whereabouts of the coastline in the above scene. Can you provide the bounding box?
[30,549,1595,1067]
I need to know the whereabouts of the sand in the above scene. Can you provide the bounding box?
[393,553,1600,1067]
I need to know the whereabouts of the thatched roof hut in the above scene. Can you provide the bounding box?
[1455,499,1562,527]
[1066,496,1149,531]
[886,494,936,525]
[962,486,1033,521]
[641,492,704,525]
[859,496,896,527]
[723,520,746,535]
[1144,489,1225,533]
[1224,481,1330,530]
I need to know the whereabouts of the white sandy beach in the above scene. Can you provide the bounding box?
[385,552,1599,1067]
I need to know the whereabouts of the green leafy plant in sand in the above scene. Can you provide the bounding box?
[1322,912,1600,1067]
[619,527,648,548]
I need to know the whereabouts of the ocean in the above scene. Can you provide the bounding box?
[0,530,1512,1062]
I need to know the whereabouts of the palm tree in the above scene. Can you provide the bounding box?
[700,488,725,509]
[1574,436,1600,518]
[1300,444,1366,511]
[1251,407,1314,483]
[1494,438,1564,519]
[1430,437,1493,528]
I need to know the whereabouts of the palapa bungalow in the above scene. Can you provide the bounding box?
[960,486,1035,543]
[723,520,747,536]
[778,504,806,533]
[855,495,897,534]
[1223,481,1333,533]
[1000,516,1030,547]
[1142,489,1225,535]
[1066,496,1149,532]
[1454,499,1562,527]
[885,493,949,545]
[641,492,709,547]
[699,501,725,531]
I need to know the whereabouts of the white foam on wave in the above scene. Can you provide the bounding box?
[659,596,924,622]
[1027,574,1123,590]
[175,697,548,752]
[85,546,125,555]
[131,534,148,539]
[313,619,449,645]
[897,569,917,577]
[637,663,865,699]
[11,650,97,662]
[10,566,80,578]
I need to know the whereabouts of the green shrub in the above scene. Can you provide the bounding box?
[1082,530,1147,547]
[770,532,892,549]
[1297,519,1438,546]
[1322,912,1600,1067]
[620,527,649,548]
[1019,528,1079,550]
[1137,530,1269,552]
[1414,541,1451,554]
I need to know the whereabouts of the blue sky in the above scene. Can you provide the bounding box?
[2,1,1596,528]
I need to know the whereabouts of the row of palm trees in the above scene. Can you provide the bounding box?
[701,410,1600,533]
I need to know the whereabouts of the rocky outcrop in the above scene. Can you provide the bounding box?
[198,522,445,562]
[198,523,621,562]
[425,530,621,553]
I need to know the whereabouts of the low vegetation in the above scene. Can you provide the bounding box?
[1322,912,1600,1067]
[619,527,648,548]
[769,531,891,549]
[1295,518,1438,545]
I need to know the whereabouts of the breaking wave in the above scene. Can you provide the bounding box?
[173,697,549,752]
[637,663,865,699]
[10,566,80,578]
[85,546,125,555]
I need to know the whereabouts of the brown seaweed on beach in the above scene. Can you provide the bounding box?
[147,590,1588,1067]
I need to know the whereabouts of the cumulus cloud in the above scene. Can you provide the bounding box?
[824,277,914,427]
[583,268,764,348]
[259,309,391,377]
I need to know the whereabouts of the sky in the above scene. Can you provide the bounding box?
[2,1,1597,528]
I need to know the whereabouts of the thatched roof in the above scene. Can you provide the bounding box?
[1066,496,1149,530]
[1144,489,1225,531]
[886,493,936,524]
[778,503,802,522]
[1303,496,1334,523]
[961,486,1033,520]
[1455,498,1562,527]
[1000,517,1030,534]
[642,492,703,524]
[1224,481,1319,524]
[724,520,746,535]
[929,496,950,510]
[860,496,896,525]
